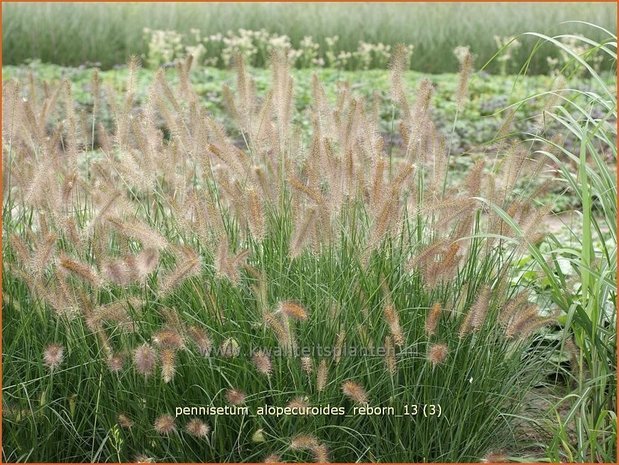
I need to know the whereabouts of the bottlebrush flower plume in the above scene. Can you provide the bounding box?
[152,328,184,350]
[252,350,273,376]
[221,337,240,358]
[290,434,319,450]
[427,343,449,366]
[287,396,310,410]
[384,336,397,375]
[102,248,160,285]
[107,353,125,373]
[317,359,328,392]
[383,304,404,346]
[342,380,368,404]
[301,356,313,374]
[135,247,160,277]
[153,413,176,435]
[133,343,157,377]
[247,188,265,239]
[312,443,330,463]
[459,285,492,337]
[43,343,64,370]
[334,331,345,364]
[187,325,212,356]
[117,413,134,429]
[278,301,309,321]
[160,348,176,383]
[158,251,201,296]
[498,292,530,327]
[185,418,210,438]
[226,388,246,405]
[264,312,293,350]
[134,454,154,463]
[58,254,101,287]
[425,302,442,337]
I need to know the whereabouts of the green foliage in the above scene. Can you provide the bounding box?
[2,17,616,463]
[490,24,617,462]
[3,3,616,73]
[3,51,559,462]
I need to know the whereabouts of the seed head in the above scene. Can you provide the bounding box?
[187,325,212,356]
[135,248,160,277]
[247,188,265,240]
[498,292,529,327]
[31,233,57,277]
[117,413,134,429]
[220,338,240,358]
[43,343,64,370]
[287,396,310,410]
[278,301,309,321]
[470,286,492,331]
[505,304,540,339]
[226,388,246,405]
[252,350,273,376]
[459,285,492,337]
[301,356,313,374]
[107,353,125,373]
[427,343,449,366]
[154,414,176,435]
[383,304,404,346]
[263,454,281,463]
[510,315,554,341]
[108,218,169,251]
[290,434,319,450]
[185,418,210,438]
[58,254,100,287]
[152,328,184,350]
[384,336,397,375]
[342,380,368,404]
[316,359,328,392]
[158,253,201,297]
[289,206,317,258]
[454,45,473,110]
[333,331,346,364]
[215,241,249,284]
[312,443,330,463]
[160,348,176,383]
[264,312,292,350]
[425,303,442,337]
[134,343,157,377]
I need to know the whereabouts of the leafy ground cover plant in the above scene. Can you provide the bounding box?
[3,48,567,462]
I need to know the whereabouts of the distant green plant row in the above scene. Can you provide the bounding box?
[143,27,612,76]
[2,2,616,73]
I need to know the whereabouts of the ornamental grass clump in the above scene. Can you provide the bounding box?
[508,26,617,462]
[3,48,558,462]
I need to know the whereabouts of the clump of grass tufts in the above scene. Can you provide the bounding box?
[497,24,617,462]
[2,45,562,462]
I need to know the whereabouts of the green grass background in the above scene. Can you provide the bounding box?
[2,2,616,73]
